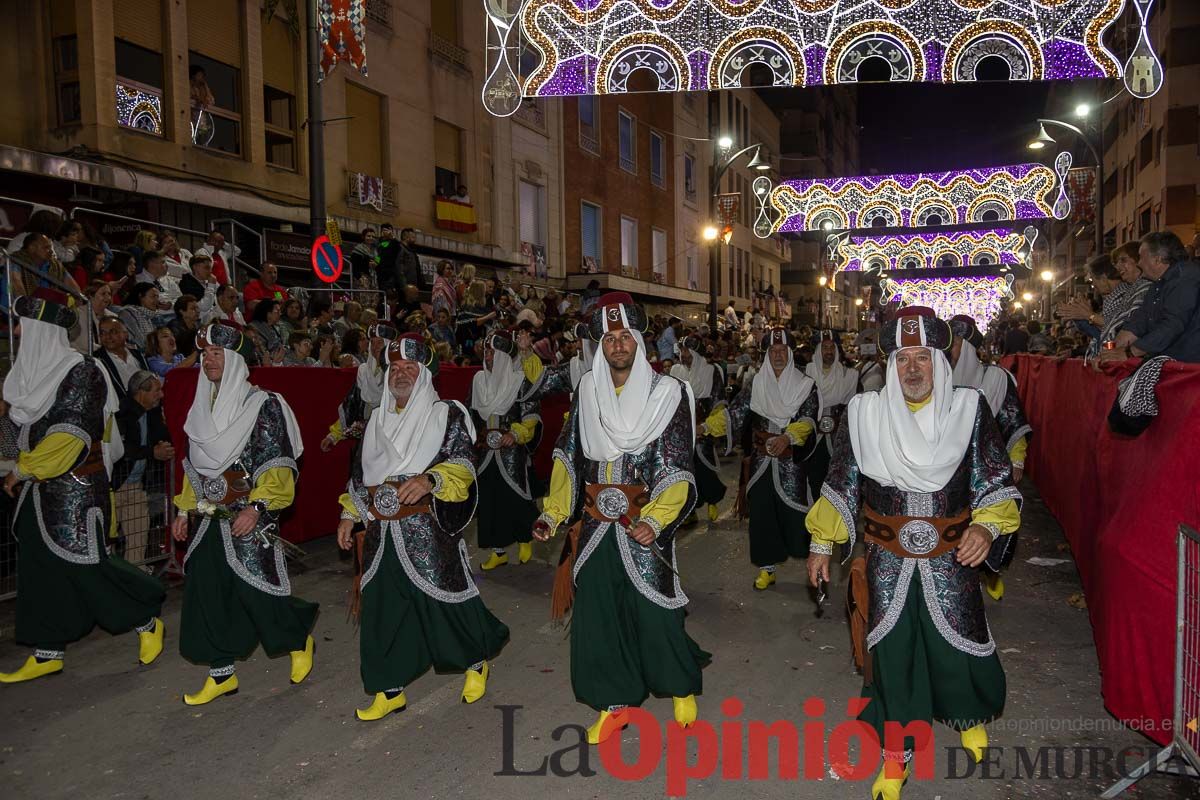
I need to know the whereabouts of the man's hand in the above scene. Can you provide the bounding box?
[4,470,21,497]
[807,554,830,587]
[1114,330,1137,348]
[765,434,790,458]
[499,432,516,448]
[956,525,993,567]
[152,441,175,461]
[396,474,433,505]
[1013,466,1024,483]
[532,519,552,542]
[1096,347,1129,364]
[230,505,260,537]
[515,330,533,353]
[627,521,656,546]
[171,513,190,542]
[336,519,355,550]
[320,434,337,452]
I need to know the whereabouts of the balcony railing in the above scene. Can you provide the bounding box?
[515,98,545,132]
[579,124,599,155]
[366,0,392,28]
[346,171,397,212]
[115,79,163,136]
[430,32,470,73]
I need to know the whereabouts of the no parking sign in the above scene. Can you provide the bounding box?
[311,235,343,283]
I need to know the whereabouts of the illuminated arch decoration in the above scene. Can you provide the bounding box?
[879,275,1015,332]
[483,0,1136,110]
[598,33,691,94]
[116,84,163,135]
[913,201,954,227]
[836,227,1029,272]
[773,163,1060,234]
[861,203,902,228]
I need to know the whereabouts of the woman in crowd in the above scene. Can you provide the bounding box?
[281,332,319,366]
[279,298,307,338]
[168,294,201,356]
[145,326,198,377]
[340,329,366,367]
[52,220,83,265]
[128,229,158,270]
[249,298,287,359]
[1057,244,1153,359]
[110,252,141,304]
[432,260,457,318]
[72,281,117,351]
[119,282,161,349]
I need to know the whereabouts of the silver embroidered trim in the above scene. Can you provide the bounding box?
[809,541,833,555]
[425,469,444,496]
[34,648,65,660]
[642,515,663,539]
[18,484,103,565]
[745,456,771,494]
[867,557,917,649]
[616,525,689,610]
[975,485,1022,510]
[252,456,298,484]
[219,518,293,597]
[979,522,1002,542]
[650,469,694,502]
[773,460,809,512]
[551,448,577,518]
[488,453,532,501]
[536,511,559,536]
[902,492,936,518]
[18,423,30,452]
[182,459,206,500]
[135,618,157,633]
[517,369,545,402]
[183,515,208,565]
[348,480,372,523]
[695,445,720,474]
[572,521,609,583]
[44,422,91,449]
[468,660,485,673]
[916,558,996,657]
[1005,425,1032,455]
[358,523,389,590]
[209,664,236,678]
[820,484,858,558]
[433,457,478,535]
[390,525,480,603]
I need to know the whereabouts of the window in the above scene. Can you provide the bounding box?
[652,228,667,280]
[347,83,385,179]
[262,11,297,169]
[578,96,599,154]
[619,111,636,173]
[115,39,164,136]
[53,36,80,126]
[620,216,638,270]
[519,180,546,248]
[687,252,698,290]
[581,201,602,270]
[188,52,242,154]
[683,153,696,203]
[1139,130,1154,170]
[431,0,459,44]
[188,0,243,154]
[433,119,462,197]
[650,132,665,187]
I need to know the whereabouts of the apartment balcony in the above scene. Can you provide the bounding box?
[346,171,397,212]
[430,31,471,75]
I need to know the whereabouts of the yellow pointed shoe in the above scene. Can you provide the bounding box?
[481,552,509,571]
[289,635,315,685]
[0,655,63,684]
[673,695,697,728]
[461,661,489,704]
[753,569,776,591]
[518,542,533,564]
[870,761,910,800]
[586,709,629,745]
[138,618,165,666]
[984,573,1005,601]
[961,724,989,763]
[183,674,239,706]
[708,504,720,522]
[356,691,407,721]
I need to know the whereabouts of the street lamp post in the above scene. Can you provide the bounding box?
[708,141,770,331]
[1028,115,1105,257]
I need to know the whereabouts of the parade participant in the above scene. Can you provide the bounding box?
[336,334,508,721]
[948,314,1031,601]
[468,329,545,568]
[805,330,859,504]
[0,296,165,683]
[171,323,317,705]
[671,335,727,523]
[539,321,593,395]
[532,292,709,745]
[805,307,1021,800]
[320,323,400,453]
[726,327,820,590]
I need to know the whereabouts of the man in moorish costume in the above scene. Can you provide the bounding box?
[725,327,821,590]
[171,322,317,705]
[948,313,1031,601]
[320,322,400,454]
[533,292,709,745]
[671,335,727,523]
[805,329,859,504]
[805,307,1021,800]
[539,321,594,396]
[0,296,165,683]
[468,328,546,569]
[336,334,508,721]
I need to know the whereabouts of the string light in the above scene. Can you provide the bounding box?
[837,227,1028,272]
[773,164,1059,233]
[482,0,1129,111]
[116,84,163,136]
[880,275,1014,332]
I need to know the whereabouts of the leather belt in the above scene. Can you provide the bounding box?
[68,441,106,480]
[366,481,431,521]
[584,483,649,523]
[863,507,970,559]
[753,430,792,458]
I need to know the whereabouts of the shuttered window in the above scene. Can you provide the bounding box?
[346,82,384,177]
[581,202,602,268]
[652,228,667,278]
[114,0,162,51]
[188,0,241,66]
[620,216,637,270]
[434,118,461,196]
[519,180,545,247]
[261,13,295,93]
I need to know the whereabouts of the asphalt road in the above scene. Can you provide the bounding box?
[0,465,1195,799]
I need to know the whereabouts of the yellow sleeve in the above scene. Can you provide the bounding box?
[641,480,689,533]
[328,419,344,441]
[248,466,295,511]
[540,458,573,533]
[428,461,472,502]
[338,491,360,522]
[509,417,538,445]
[521,353,544,384]
[972,499,1021,536]
[1008,437,1028,465]
[786,419,814,446]
[704,406,727,438]
[805,496,851,548]
[16,432,86,481]
[174,473,197,512]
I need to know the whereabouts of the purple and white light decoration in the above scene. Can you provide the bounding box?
[481,0,1144,115]
[880,275,1016,333]
[771,163,1067,234]
[837,227,1031,272]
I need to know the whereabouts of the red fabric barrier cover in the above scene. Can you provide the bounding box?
[1000,354,1200,744]
[162,365,570,544]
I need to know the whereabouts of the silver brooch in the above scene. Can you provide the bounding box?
[595,487,630,520]
[203,476,228,502]
[898,520,940,556]
[818,416,835,434]
[373,484,401,517]
[486,430,503,449]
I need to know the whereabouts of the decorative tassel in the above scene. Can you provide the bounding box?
[550,522,582,620]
